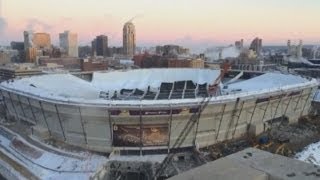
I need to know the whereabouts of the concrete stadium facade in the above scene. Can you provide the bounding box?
[0,71,317,154]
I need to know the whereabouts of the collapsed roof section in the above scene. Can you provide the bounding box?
[0,69,221,101]
[92,69,221,92]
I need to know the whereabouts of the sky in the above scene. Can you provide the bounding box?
[0,0,320,50]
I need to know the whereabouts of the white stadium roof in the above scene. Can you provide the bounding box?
[0,68,315,105]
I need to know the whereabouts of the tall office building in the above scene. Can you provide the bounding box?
[287,39,303,58]
[95,35,108,56]
[123,21,136,56]
[235,39,244,49]
[23,31,51,62]
[59,31,78,57]
[24,31,51,50]
[23,31,34,50]
[249,37,262,56]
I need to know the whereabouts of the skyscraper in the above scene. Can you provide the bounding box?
[123,21,136,56]
[23,31,51,62]
[249,37,262,56]
[59,31,78,57]
[24,31,51,50]
[95,35,108,56]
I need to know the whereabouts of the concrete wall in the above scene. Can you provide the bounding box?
[0,85,316,153]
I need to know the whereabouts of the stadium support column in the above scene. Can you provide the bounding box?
[27,97,37,124]
[261,99,271,123]
[269,95,284,128]
[168,104,172,153]
[215,104,226,142]
[139,105,143,156]
[278,95,293,128]
[193,105,201,148]
[232,101,245,139]
[8,92,19,122]
[0,90,9,120]
[300,89,313,117]
[107,108,113,144]
[17,95,26,118]
[55,104,66,141]
[39,101,51,136]
[78,106,87,144]
[247,102,257,135]
[293,91,304,111]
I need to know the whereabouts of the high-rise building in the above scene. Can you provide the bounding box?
[25,47,37,63]
[287,39,303,58]
[23,31,51,62]
[23,31,34,50]
[91,35,109,57]
[91,38,97,56]
[235,39,244,49]
[249,37,262,56]
[23,31,51,50]
[33,33,51,49]
[59,31,78,57]
[123,21,136,56]
[96,35,108,57]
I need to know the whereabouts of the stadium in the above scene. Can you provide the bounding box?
[0,68,317,154]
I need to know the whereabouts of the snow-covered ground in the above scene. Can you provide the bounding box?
[0,126,107,180]
[295,141,320,166]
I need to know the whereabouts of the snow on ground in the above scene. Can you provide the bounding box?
[0,126,107,180]
[226,73,309,92]
[205,46,240,61]
[295,141,320,166]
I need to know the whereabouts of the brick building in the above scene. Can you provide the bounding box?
[133,54,204,68]
[80,58,108,71]
[38,57,81,70]
[168,58,204,68]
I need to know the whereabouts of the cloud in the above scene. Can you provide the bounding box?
[0,17,7,34]
[25,18,53,32]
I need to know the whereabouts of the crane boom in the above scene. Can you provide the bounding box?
[208,61,231,95]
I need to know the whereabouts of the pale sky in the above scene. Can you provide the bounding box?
[1,0,320,49]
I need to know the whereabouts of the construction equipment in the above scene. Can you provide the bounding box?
[208,61,231,95]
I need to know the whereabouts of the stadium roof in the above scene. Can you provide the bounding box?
[0,68,315,105]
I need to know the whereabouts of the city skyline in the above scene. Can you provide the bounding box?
[1,0,320,49]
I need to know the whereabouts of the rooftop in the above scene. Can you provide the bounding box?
[169,148,320,180]
[0,68,315,105]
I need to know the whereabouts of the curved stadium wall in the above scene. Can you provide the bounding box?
[0,71,317,154]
